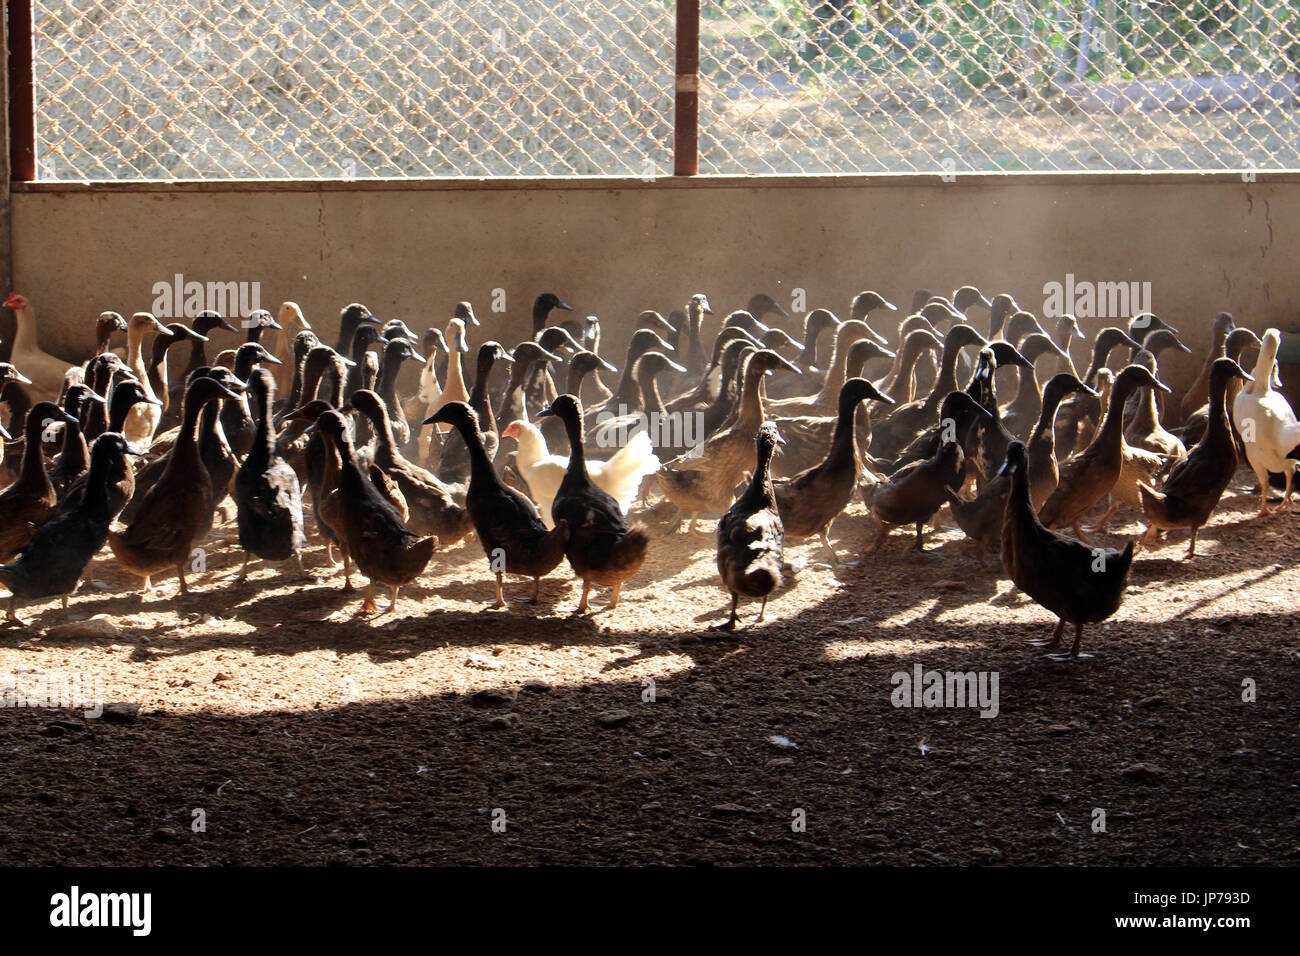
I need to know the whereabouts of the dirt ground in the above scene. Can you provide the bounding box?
[0,471,1296,867]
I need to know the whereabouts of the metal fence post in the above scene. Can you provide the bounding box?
[673,0,699,176]
[7,0,35,182]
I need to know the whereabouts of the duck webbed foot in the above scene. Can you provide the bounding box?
[1030,618,1066,648]
[709,595,740,632]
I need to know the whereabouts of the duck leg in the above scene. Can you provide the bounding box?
[709,593,739,631]
[491,572,508,609]
[869,523,891,553]
[1089,499,1120,533]
[1031,618,1066,648]
[754,595,768,623]
[341,551,354,591]
[177,564,207,596]
[1283,468,1295,511]
[574,579,592,615]
[1254,468,1271,516]
[4,595,26,627]
[1048,621,1093,661]
[606,581,622,610]
[236,552,251,583]
[1185,527,1198,559]
[1070,520,1094,546]
[359,583,378,615]
[912,521,926,551]
[390,585,400,611]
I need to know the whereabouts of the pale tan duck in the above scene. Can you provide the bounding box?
[764,319,881,418]
[121,312,169,449]
[269,301,312,396]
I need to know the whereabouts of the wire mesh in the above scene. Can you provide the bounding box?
[33,0,674,179]
[701,0,1300,173]
[30,1,1300,179]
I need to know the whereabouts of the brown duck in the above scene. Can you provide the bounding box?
[537,394,649,613]
[107,375,243,593]
[773,377,893,564]
[714,422,785,630]
[0,402,79,560]
[999,440,1134,659]
[312,409,436,613]
[1038,364,1170,542]
[1138,357,1253,558]
[425,401,568,606]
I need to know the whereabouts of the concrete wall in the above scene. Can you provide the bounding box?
[7,174,1299,395]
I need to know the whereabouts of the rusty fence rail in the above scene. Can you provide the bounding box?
[13,1,1300,180]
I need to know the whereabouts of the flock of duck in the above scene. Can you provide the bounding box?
[0,287,1293,659]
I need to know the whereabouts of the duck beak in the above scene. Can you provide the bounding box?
[535,403,556,419]
[664,358,688,374]
[143,396,163,407]
[124,445,146,458]
[1241,370,1257,383]
[996,456,1017,477]
[863,323,889,347]
[870,387,896,406]
[1272,364,1283,389]
[556,300,574,312]
[1153,378,1174,394]
[875,345,898,361]
[878,296,900,312]
[12,370,33,385]
[188,330,211,343]
[216,317,238,334]
[776,356,802,374]
[597,356,618,374]
[261,353,284,366]
[771,300,791,319]
[0,424,10,441]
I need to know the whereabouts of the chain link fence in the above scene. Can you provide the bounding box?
[701,0,1300,173]
[34,0,673,179]
[30,1,1300,179]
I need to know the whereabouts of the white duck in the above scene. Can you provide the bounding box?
[1232,327,1300,515]
[122,311,169,449]
[2,292,73,403]
[502,418,660,528]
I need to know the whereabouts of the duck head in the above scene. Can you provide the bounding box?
[841,376,896,409]
[988,340,1035,370]
[724,309,769,337]
[952,286,993,314]
[636,310,676,335]
[570,350,618,379]
[536,325,583,356]
[1129,312,1178,339]
[747,292,791,321]
[850,290,898,323]
[193,310,238,337]
[453,301,480,327]
[422,399,479,431]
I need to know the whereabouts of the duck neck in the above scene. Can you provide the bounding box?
[1008,363,1043,421]
[817,333,853,401]
[454,417,503,491]
[376,354,403,408]
[564,362,591,397]
[560,410,587,475]
[531,301,550,335]
[367,402,398,462]
[799,320,826,368]
[637,369,666,417]
[736,364,767,429]
[1097,377,1140,446]
[1030,388,1069,445]
[17,413,51,490]
[930,340,965,403]
[249,387,277,468]
[739,440,777,510]
[11,304,37,355]
[825,392,862,466]
[80,443,117,519]
[609,349,642,410]
[57,415,89,475]
[126,326,152,387]
[1131,385,1160,435]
